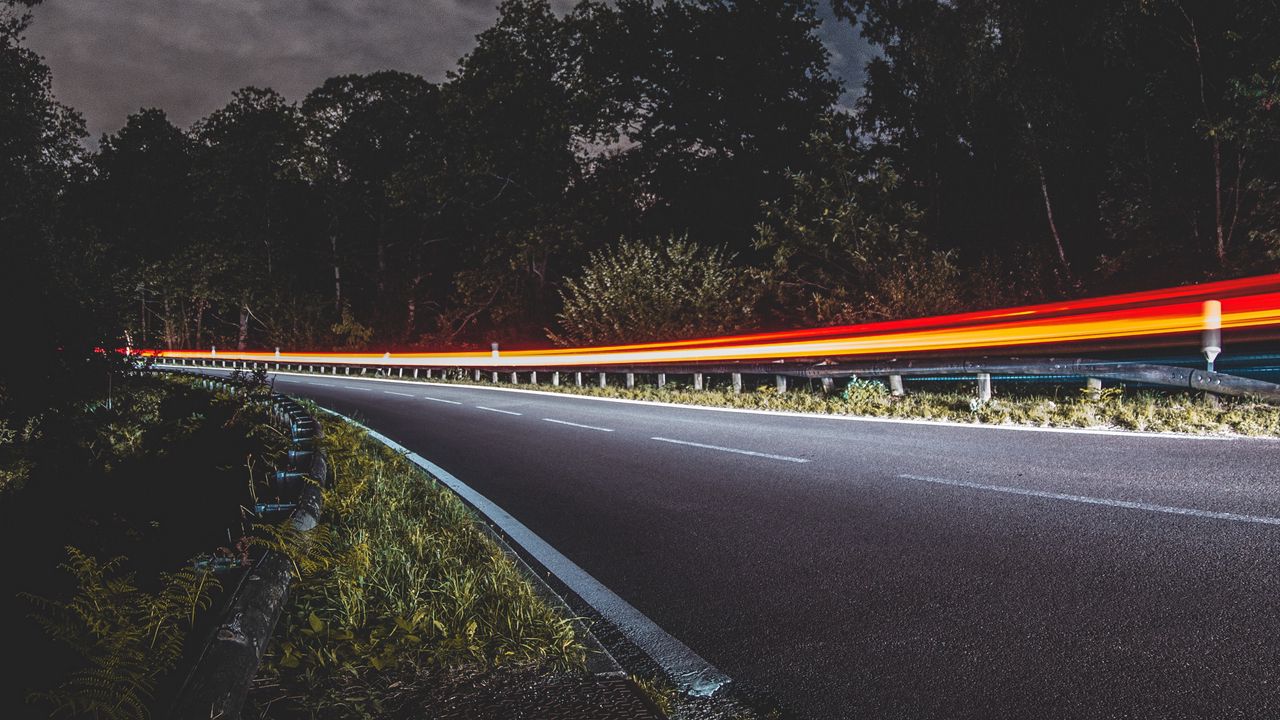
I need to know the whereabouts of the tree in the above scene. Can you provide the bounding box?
[303,72,442,341]
[86,109,195,348]
[754,121,963,324]
[437,0,594,342]
[580,0,840,246]
[189,87,320,350]
[835,0,1280,290]
[0,0,101,418]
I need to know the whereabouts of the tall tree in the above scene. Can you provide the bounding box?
[0,0,98,415]
[582,0,840,246]
[190,87,319,349]
[303,71,441,341]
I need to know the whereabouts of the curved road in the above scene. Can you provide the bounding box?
[225,369,1280,719]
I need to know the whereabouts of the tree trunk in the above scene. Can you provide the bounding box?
[194,297,206,349]
[163,294,176,350]
[1213,136,1225,264]
[376,207,387,298]
[238,304,250,351]
[1035,154,1071,273]
[406,274,422,339]
[331,234,342,313]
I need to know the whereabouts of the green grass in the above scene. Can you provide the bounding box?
[252,412,584,716]
[307,367,1280,437]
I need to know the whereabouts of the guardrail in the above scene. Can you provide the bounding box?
[158,354,1280,404]
[163,370,329,720]
[142,277,1280,403]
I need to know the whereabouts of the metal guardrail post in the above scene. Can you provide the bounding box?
[731,373,742,394]
[511,371,519,384]
[552,371,560,386]
[977,373,993,403]
[693,373,704,390]
[626,372,635,389]
[889,374,904,397]
[1086,377,1102,400]
[657,373,666,389]
[821,378,833,393]
[599,372,607,388]
[776,375,787,393]
[575,372,583,387]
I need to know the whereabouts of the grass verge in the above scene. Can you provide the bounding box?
[249,411,586,716]
[296,368,1280,437]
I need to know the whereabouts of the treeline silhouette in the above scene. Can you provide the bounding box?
[2,0,1278,413]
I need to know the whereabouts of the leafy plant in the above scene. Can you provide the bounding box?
[556,235,757,345]
[22,547,220,720]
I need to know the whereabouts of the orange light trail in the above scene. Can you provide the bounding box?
[143,274,1280,368]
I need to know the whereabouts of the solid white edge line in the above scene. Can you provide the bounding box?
[542,418,615,432]
[314,408,731,696]
[476,406,522,416]
[899,473,1280,526]
[159,366,1257,441]
[423,396,462,405]
[651,436,810,463]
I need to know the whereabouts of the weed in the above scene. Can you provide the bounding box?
[256,414,585,714]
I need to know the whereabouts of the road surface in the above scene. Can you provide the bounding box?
[209,369,1280,719]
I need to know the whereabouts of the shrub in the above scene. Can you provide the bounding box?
[556,235,756,345]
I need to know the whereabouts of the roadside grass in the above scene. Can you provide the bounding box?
[324,368,1280,437]
[250,412,585,716]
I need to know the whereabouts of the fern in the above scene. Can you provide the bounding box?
[22,546,221,720]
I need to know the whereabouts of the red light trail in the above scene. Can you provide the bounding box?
[142,274,1280,368]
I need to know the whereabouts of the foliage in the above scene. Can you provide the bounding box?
[1,372,287,713]
[836,0,1280,287]
[21,547,219,720]
[557,235,756,344]
[257,414,584,714]
[330,304,375,350]
[7,0,1280,362]
[755,120,966,324]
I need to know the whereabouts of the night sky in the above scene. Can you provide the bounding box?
[23,0,876,143]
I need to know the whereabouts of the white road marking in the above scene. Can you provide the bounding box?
[542,418,614,432]
[476,406,522,416]
[383,390,414,397]
[651,436,809,463]
[316,408,730,697]
[898,474,1280,527]
[344,386,373,391]
[423,396,462,405]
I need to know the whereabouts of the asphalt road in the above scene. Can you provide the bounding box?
[231,371,1280,719]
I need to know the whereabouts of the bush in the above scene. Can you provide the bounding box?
[556,236,756,345]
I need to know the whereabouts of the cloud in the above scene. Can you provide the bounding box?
[24,0,875,142]
[25,0,505,139]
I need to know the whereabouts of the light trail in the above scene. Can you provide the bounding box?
[142,274,1280,368]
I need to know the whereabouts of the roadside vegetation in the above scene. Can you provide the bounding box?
[0,373,285,718]
[349,370,1280,437]
[248,411,587,716]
